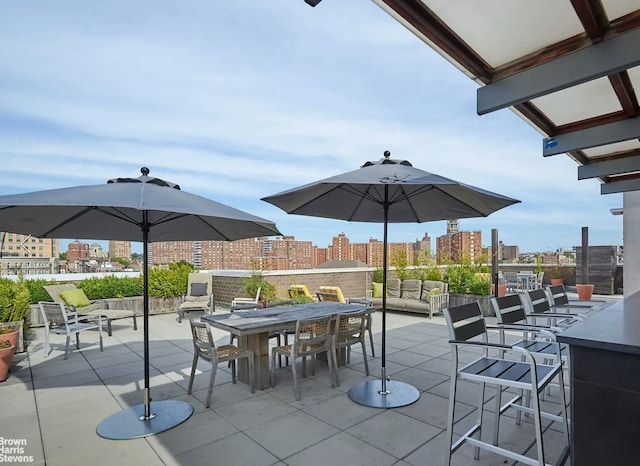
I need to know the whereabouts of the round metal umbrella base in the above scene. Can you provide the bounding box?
[96,400,193,439]
[348,380,420,408]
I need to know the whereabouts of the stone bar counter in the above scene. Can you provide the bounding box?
[557,292,640,465]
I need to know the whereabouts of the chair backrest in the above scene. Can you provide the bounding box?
[43,284,78,304]
[38,301,70,326]
[537,271,545,287]
[443,302,487,343]
[318,286,346,303]
[288,285,313,299]
[334,310,367,340]
[545,284,569,306]
[186,272,213,297]
[316,291,342,302]
[523,288,552,314]
[189,319,216,361]
[491,294,527,324]
[292,315,332,355]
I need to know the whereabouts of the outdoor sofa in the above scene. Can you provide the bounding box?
[368,278,449,318]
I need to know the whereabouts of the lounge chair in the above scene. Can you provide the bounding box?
[178,272,216,323]
[44,284,137,336]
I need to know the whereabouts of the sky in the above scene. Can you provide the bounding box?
[0,0,624,256]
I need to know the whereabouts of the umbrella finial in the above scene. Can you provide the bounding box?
[141,167,150,176]
[384,150,390,159]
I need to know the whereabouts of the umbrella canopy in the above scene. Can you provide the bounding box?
[0,167,281,438]
[0,168,281,242]
[262,153,518,222]
[263,151,520,408]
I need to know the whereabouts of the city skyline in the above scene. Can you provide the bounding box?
[0,1,623,254]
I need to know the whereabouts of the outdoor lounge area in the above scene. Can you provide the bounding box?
[1,292,618,466]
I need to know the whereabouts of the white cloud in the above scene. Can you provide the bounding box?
[0,0,623,254]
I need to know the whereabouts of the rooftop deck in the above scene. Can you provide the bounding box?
[2,294,618,465]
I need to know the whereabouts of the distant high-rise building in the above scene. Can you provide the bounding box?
[108,240,131,260]
[0,232,59,258]
[436,229,482,264]
[447,219,459,235]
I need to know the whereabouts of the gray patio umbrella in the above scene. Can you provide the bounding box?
[0,167,281,438]
[262,151,519,408]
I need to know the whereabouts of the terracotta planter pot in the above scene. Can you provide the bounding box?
[0,329,19,354]
[576,284,594,301]
[550,278,564,286]
[0,344,15,382]
[491,284,507,297]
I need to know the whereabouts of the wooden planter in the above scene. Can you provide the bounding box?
[449,293,493,317]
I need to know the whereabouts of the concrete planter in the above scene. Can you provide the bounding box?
[449,293,493,317]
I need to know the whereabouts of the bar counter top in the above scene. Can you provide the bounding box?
[557,292,640,354]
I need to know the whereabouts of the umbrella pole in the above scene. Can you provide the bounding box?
[96,216,193,439]
[380,195,389,395]
[141,224,153,420]
[347,185,420,408]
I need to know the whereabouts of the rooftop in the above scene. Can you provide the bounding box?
[3,294,618,465]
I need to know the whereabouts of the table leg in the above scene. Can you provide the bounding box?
[238,332,270,390]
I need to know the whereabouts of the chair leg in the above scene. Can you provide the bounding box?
[107,319,113,337]
[445,363,458,466]
[230,360,237,384]
[178,309,183,323]
[360,338,370,376]
[368,326,375,357]
[64,335,71,360]
[270,348,277,388]
[43,326,50,357]
[98,321,104,352]
[75,332,80,349]
[132,313,137,330]
[206,362,218,408]
[291,355,300,401]
[187,354,199,394]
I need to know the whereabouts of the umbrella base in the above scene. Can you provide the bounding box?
[348,379,420,408]
[96,400,193,439]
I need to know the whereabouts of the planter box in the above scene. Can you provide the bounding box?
[29,296,183,328]
[449,293,493,317]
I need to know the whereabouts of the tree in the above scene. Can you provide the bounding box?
[59,252,67,260]
[112,257,131,268]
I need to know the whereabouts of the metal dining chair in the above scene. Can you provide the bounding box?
[443,302,569,466]
[188,319,254,408]
[331,309,370,386]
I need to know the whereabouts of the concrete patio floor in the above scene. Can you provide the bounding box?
[1,294,618,465]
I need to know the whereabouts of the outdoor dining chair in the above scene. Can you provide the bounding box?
[178,272,216,323]
[331,310,370,386]
[545,284,594,310]
[188,319,254,408]
[522,288,588,329]
[443,302,569,466]
[347,298,376,357]
[270,314,335,400]
[231,287,261,307]
[38,301,104,360]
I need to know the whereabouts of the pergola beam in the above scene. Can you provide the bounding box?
[602,177,640,194]
[543,116,640,156]
[578,155,640,179]
[477,28,640,115]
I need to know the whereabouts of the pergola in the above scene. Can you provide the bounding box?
[372,0,640,194]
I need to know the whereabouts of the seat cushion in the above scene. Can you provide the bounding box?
[190,282,208,297]
[401,280,421,300]
[60,289,91,308]
[421,280,447,300]
[387,279,401,298]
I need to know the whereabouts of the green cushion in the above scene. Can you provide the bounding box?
[372,282,384,298]
[428,288,441,296]
[60,289,91,308]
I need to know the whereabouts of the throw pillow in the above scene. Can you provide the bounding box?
[428,288,441,296]
[60,289,91,308]
[372,282,384,298]
[190,282,208,297]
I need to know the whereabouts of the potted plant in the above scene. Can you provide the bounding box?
[550,265,564,286]
[242,270,277,306]
[0,277,31,353]
[0,339,15,382]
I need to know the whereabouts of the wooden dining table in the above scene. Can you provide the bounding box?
[202,301,374,390]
